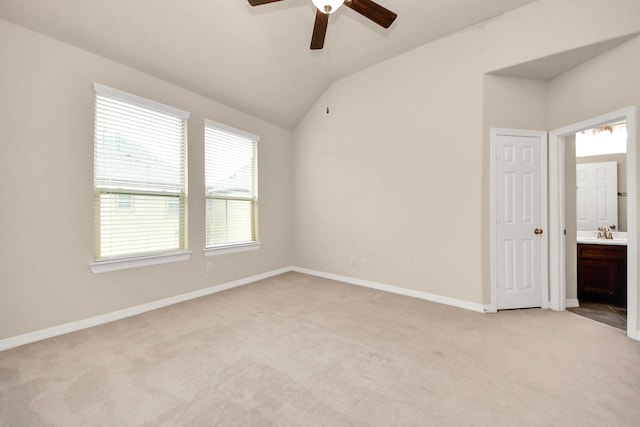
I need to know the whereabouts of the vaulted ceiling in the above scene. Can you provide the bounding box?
[0,0,538,129]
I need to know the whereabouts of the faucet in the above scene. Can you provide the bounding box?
[597,227,613,239]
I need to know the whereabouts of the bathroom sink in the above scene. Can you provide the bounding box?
[576,231,627,246]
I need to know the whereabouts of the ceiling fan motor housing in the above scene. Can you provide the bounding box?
[312,0,344,14]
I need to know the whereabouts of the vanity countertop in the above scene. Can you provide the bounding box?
[576,231,627,246]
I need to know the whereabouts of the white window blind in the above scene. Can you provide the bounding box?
[94,83,189,261]
[204,119,259,248]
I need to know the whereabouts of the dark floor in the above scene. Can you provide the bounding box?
[567,301,627,330]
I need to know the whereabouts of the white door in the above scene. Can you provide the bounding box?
[493,130,546,310]
[576,161,618,231]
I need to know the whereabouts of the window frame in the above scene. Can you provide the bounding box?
[203,119,260,256]
[90,83,191,273]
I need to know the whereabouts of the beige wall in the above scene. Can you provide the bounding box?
[293,0,640,309]
[0,19,293,340]
[294,27,486,304]
[3,0,640,342]
[481,0,640,74]
[482,75,548,302]
[548,35,640,329]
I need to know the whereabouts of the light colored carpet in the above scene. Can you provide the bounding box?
[2,272,640,426]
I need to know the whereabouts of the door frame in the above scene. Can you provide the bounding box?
[489,128,549,312]
[548,106,638,340]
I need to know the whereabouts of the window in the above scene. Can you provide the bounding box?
[204,119,259,250]
[576,122,627,157]
[93,83,189,269]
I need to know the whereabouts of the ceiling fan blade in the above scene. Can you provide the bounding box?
[247,0,284,6]
[344,0,397,28]
[310,10,329,50]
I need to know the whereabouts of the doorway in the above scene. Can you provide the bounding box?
[549,106,638,340]
[568,120,628,329]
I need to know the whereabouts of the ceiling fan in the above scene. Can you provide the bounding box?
[247,0,398,50]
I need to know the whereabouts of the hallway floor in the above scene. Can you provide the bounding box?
[567,301,627,330]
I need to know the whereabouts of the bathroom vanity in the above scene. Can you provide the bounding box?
[577,233,627,305]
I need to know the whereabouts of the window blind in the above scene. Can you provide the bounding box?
[94,83,189,260]
[204,119,259,248]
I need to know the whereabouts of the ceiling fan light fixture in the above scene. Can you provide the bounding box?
[312,0,343,14]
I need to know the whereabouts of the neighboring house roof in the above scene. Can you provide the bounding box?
[96,132,252,196]
[95,133,182,193]
[208,164,253,197]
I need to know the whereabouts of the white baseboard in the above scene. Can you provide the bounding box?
[0,267,291,352]
[291,266,486,313]
[484,304,498,313]
[0,265,514,352]
[565,298,580,308]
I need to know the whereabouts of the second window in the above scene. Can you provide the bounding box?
[204,119,259,249]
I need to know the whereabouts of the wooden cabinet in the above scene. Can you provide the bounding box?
[577,244,627,305]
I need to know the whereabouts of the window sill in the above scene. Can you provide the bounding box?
[90,250,192,273]
[204,242,261,257]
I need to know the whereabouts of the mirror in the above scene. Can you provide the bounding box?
[575,121,627,232]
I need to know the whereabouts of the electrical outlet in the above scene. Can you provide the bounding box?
[350,256,356,266]
[206,262,213,273]
[362,258,369,268]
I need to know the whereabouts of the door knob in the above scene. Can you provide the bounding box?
[534,228,543,235]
